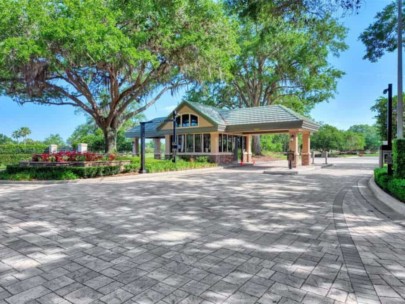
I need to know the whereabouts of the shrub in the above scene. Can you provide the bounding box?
[31,151,111,162]
[374,167,389,190]
[374,167,405,202]
[5,165,120,179]
[0,154,32,166]
[195,156,210,163]
[393,139,405,179]
[0,144,47,154]
[122,164,140,173]
[387,179,405,202]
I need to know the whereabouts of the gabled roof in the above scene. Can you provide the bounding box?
[221,105,319,132]
[155,100,227,130]
[125,117,166,139]
[125,101,319,138]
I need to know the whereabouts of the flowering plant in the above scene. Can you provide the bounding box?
[31,151,112,162]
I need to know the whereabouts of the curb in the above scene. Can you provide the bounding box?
[0,180,79,185]
[368,177,405,216]
[0,166,225,185]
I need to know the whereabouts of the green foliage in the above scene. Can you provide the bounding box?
[0,0,238,153]
[374,167,405,202]
[374,167,390,190]
[12,127,31,143]
[387,178,405,202]
[5,165,120,180]
[0,154,31,166]
[68,118,134,152]
[342,131,365,151]
[195,156,210,163]
[43,134,65,147]
[371,95,399,140]
[185,4,346,154]
[348,124,381,150]
[0,134,13,144]
[393,139,405,179]
[311,124,344,151]
[117,156,215,173]
[224,0,362,20]
[260,134,288,152]
[360,2,403,62]
[1,155,215,180]
[185,8,347,111]
[0,144,47,154]
[145,159,216,173]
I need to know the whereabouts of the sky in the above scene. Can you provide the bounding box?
[0,0,398,142]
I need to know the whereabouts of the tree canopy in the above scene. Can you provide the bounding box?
[0,0,238,152]
[359,1,404,62]
[311,124,345,152]
[11,127,31,143]
[186,2,347,154]
[348,124,380,150]
[43,134,66,147]
[371,95,399,140]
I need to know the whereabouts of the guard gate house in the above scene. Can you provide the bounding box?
[125,101,319,167]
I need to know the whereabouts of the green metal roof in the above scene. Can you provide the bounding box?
[125,117,166,138]
[125,101,319,138]
[185,101,227,127]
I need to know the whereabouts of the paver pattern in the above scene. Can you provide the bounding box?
[0,157,404,304]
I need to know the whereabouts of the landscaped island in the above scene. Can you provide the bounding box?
[374,139,405,202]
[0,151,216,181]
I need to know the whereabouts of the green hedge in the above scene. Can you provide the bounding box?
[2,165,120,180]
[393,139,405,179]
[374,168,405,202]
[0,144,47,154]
[0,154,32,166]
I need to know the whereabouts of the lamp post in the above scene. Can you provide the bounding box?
[383,84,394,175]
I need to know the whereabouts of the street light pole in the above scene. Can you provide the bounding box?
[140,122,147,174]
[398,0,403,138]
[384,84,394,176]
[172,111,177,163]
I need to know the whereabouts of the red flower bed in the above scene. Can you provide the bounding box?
[32,152,115,162]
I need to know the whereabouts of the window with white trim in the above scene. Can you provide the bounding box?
[176,114,199,128]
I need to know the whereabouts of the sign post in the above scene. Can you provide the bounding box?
[382,84,394,175]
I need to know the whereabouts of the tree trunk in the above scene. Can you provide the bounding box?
[103,127,118,153]
[252,135,262,155]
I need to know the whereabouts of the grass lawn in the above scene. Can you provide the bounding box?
[260,151,286,160]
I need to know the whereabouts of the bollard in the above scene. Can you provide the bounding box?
[311,151,315,164]
[325,151,328,164]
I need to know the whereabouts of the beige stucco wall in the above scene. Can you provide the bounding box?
[160,105,213,130]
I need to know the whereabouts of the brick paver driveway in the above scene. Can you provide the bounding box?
[1,157,405,304]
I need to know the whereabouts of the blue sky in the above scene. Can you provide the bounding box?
[0,0,397,141]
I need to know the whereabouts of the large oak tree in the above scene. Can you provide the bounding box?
[186,4,347,154]
[0,0,238,152]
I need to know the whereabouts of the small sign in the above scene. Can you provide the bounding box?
[383,150,393,165]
